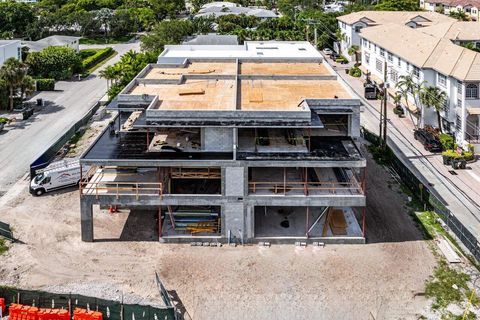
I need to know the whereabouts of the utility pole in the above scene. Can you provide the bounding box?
[382,61,388,149]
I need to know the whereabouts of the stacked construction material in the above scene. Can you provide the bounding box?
[170,209,220,234]
[74,308,103,320]
[8,304,70,320]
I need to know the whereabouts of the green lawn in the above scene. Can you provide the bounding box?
[80,35,134,45]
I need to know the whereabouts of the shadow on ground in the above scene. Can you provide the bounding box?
[362,144,425,243]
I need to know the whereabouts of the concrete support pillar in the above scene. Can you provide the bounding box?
[349,112,361,138]
[224,202,245,242]
[80,199,94,242]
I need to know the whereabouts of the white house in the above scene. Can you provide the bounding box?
[359,23,480,147]
[23,35,81,53]
[0,40,22,65]
[421,0,480,21]
[336,11,455,61]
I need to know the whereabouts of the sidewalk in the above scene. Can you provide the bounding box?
[326,56,480,245]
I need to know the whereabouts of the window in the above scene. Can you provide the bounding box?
[456,114,462,133]
[380,48,385,57]
[466,83,479,99]
[412,66,420,78]
[355,25,363,32]
[438,73,447,87]
[443,98,450,114]
[457,80,463,96]
[388,53,393,62]
[390,69,399,83]
[376,58,383,73]
[365,52,370,64]
[397,57,401,67]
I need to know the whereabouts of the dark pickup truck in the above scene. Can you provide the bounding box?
[414,129,442,152]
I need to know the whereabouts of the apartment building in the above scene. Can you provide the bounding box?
[79,41,366,244]
[336,11,455,61]
[0,40,21,65]
[421,0,480,21]
[359,23,480,146]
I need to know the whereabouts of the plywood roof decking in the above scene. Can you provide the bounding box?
[240,62,331,75]
[143,62,237,79]
[131,79,236,110]
[240,79,351,111]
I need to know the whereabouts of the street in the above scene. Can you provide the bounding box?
[0,42,140,192]
[325,56,480,248]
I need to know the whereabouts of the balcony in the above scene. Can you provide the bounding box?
[248,167,364,197]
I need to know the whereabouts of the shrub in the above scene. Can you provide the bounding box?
[439,133,454,151]
[0,117,8,124]
[464,151,474,161]
[26,46,82,80]
[336,55,348,63]
[79,49,98,59]
[442,149,463,159]
[349,66,362,77]
[35,78,55,91]
[81,47,114,71]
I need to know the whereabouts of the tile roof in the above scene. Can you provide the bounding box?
[337,10,455,26]
[360,23,480,80]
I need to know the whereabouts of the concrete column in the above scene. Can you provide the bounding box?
[80,199,94,242]
[350,112,361,138]
[224,202,245,242]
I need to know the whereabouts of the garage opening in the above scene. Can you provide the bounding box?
[254,206,364,239]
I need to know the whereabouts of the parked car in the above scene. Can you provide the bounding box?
[364,84,377,100]
[414,129,442,152]
[322,48,333,56]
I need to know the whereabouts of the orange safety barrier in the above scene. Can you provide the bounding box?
[8,303,22,320]
[5,304,71,320]
[73,308,103,320]
[0,298,5,314]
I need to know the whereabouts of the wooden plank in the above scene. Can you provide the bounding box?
[437,237,461,263]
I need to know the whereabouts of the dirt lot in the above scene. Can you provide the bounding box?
[0,146,437,320]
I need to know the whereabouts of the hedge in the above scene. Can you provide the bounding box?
[82,47,114,70]
[36,78,55,91]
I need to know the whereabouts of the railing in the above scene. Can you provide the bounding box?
[170,167,221,179]
[248,180,363,196]
[81,180,163,200]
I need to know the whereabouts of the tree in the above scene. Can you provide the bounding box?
[348,45,360,63]
[141,20,193,52]
[0,58,29,111]
[95,8,114,41]
[420,86,447,132]
[148,0,185,20]
[0,2,36,38]
[449,10,470,21]
[375,0,420,11]
[396,74,424,128]
[26,46,82,80]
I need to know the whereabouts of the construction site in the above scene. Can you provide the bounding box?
[79,42,366,243]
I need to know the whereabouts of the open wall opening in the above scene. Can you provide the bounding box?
[254,206,364,239]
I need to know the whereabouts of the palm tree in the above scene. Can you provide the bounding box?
[396,74,425,128]
[420,86,447,132]
[0,58,28,111]
[348,45,360,63]
[20,75,35,100]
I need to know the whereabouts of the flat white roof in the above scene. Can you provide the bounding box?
[159,41,322,60]
[0,40,21,47]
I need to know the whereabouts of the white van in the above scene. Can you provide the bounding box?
[30,159,89,196]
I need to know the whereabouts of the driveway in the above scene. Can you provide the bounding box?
[0,41,140,192]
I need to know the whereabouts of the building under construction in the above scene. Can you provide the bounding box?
[79,41,366,243]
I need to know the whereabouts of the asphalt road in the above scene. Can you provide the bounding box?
[0,42,140,192]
